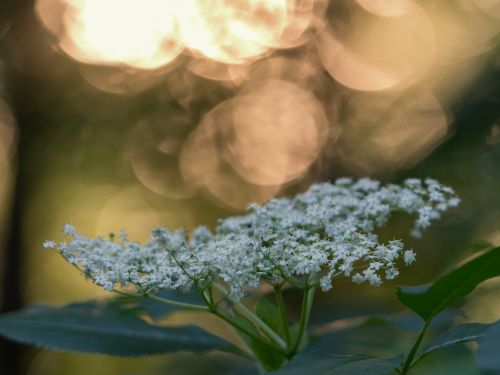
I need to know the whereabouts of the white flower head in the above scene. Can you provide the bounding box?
[46,178,459,298]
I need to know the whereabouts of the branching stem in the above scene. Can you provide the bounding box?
[211,308,288,357]
[274,284,292,347]
[113,289,210,312]
[212,283,288,352]
[291,283,316,355]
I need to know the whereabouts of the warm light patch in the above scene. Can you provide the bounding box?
[231,79,328,185]
[471,0,500,20]
[35,0,68,35]
[317,2,435,91]
[246,56,323,91]
[59,0,182,69]
[128,115,196,199]
[338,91,448,174]
[179,114,281,209]
[179,79,328,208]
[177,0,288,64]
[36,0,324,71]
[269,0,319,48]
[95,187,163,240]
[355,0,414,17]
[78,64,179,94]
[428,3,499,62]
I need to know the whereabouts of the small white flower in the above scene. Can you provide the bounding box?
[385,267,399,280]
[403,250,416,265]
[63,224,76,236]
[449,197,461,207]
[42,240,56,249]
[118,230,128,242]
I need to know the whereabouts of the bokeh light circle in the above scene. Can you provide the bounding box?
[317,2,435,91]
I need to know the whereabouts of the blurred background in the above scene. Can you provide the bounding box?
[0,0,499,374]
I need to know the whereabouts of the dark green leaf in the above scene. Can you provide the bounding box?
[159,352,259,375]
[420,322,493,358]
[0,302,231,356]
[477,321,500,372]
[308,317,412,359]
[410,345,481,375]
[327,356,401,375]
[397,247,500,320]
[273,354,370,374]
[115,290,205,320]
[386,310,457,333]
[273,353,401,375]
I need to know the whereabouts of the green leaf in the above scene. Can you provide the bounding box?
[397,247,500,320]
[477,321,500,372]
[327,356,401,375]
[273,354,370,374]
[410,345,481,375]
[308,317,413,359]
[419,322,493,358]
[158,352,259,375]
[256,295,286,338]
[114,290,204,320]
[273,353,401,375]
[0,302,231,356]
[232,315,287,372]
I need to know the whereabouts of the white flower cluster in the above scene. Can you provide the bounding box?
[44,178,459,299]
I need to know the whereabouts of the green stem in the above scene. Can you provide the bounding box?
[291,285,315,355]
[274,285,292,347]
[149,294,210,312]
[114,289,210,312]
[213,283,288,352]
[401,320,431,375]
[284,277,304,289]
[211,309,288,357]
[276,270,306,289]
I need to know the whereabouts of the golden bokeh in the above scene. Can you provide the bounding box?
[179,78,329,208]
[59,0,182,69]
[95,187,163,240]
[355,0,414,17]
[179,97,283,209]
[187,58,242,83]
[470,0,500,21]
[78,64,180,94]
[232,79,328,183]
[317,1,435,91]
[177,0,288,64]
[338,91,449,175]
[128,114,196,199]
[28,0,500,208]
[36,0,324,71]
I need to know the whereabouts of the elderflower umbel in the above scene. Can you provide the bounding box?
[46,178,459,299]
